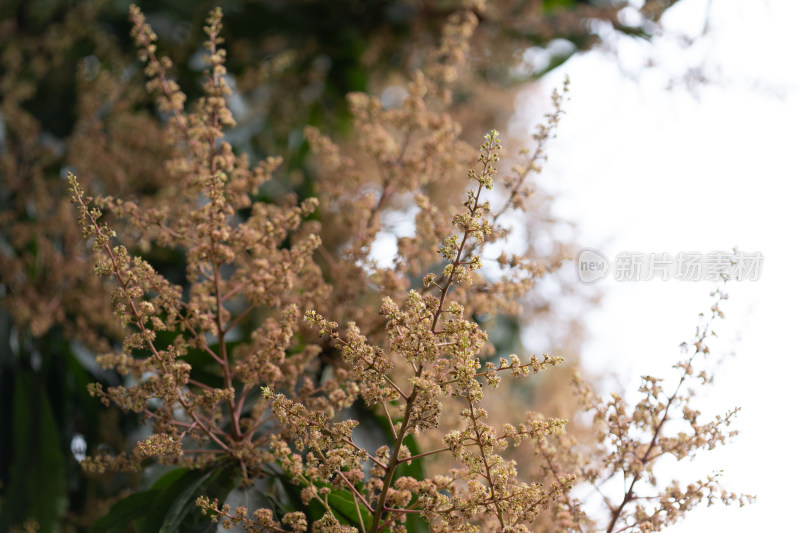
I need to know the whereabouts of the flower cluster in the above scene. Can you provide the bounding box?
[64,5,751,533]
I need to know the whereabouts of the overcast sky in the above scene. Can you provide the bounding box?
[515,0,800,529]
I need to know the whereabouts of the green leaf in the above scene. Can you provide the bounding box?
[542,0,575,13]
[0,371,67,531]
[139,467,225,532]
[404,508,428,533]
[374,416,424,482]
[374,417,428,532]
[151,467,189,490]
[90,466,237,533]
[178,465,240,532]
[276,475,373,530]
[159,470,222,531]
[314,488,372,530]
[89,490,160,533]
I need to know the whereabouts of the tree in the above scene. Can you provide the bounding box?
[0,1,750,531]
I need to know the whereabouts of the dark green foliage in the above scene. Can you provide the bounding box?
[90,466,238,533]
[1,372,68,531]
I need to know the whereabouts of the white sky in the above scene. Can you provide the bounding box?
[517,0,800,530]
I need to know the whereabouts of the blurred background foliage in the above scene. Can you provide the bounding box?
[0,0,683,530]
